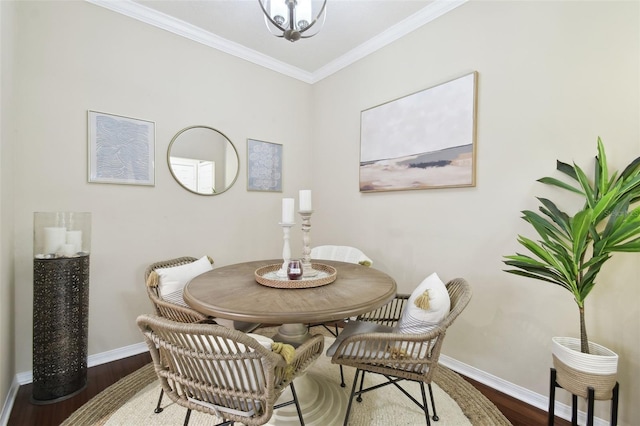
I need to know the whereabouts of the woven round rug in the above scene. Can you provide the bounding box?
[62,335,510,426]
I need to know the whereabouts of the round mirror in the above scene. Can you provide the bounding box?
[167,126,239,195]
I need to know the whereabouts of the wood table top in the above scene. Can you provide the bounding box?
[184,259,397,324]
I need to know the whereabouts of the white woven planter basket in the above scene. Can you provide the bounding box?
[551,337,618,400]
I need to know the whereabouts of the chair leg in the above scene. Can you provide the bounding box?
[290,382,306,426]
[154,388,164,413]
[340,365,346,387]
[428,383,439,421]
[356,371,366,402]
[420,382,432,426]
[344,369,361,426]
[183,408,192,426]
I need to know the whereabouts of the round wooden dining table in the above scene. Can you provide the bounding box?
[184,258,397,346]
[183,258,397,426]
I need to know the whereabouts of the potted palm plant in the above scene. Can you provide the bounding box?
[503,137,640,399]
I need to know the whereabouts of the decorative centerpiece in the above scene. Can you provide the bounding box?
[255,262,337,289]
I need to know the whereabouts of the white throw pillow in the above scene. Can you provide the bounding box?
[396,272,450,334]
[155,256,213,298]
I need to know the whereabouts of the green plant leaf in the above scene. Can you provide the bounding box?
[522,210,568,244]
[617,155,640,182]
[538,197,571,235]
[596,137,608,196]
[609,237,640,252]
[573,164,596,208]
[537,177,584,195]
[591,188,619,223]
[556,160,578,180]
[570,209,592,261]
[503,268,570,290]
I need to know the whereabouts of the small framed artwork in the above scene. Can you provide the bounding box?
[359,71,478,192]
[87,110,155,186]
[247,139,282,192]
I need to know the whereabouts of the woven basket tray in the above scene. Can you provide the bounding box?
[255,263,337,289]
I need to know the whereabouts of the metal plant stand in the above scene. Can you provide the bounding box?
[548,368,619,426]
[32,255,90,404]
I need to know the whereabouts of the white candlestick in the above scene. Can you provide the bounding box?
[299,189,312,212]
[66,230,82,252]
[277,223,295,277]
[282,198,295,224]
[43,227,67,254]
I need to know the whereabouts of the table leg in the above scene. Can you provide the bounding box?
[273,323,312,347]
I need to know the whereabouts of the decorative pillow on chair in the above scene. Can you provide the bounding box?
[155,255,213,298]
[396,272,450,334]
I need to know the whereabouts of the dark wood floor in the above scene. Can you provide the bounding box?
[8,351,572,426]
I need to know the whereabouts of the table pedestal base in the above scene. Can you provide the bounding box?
[268,370,346,426]
[273,323,312,347]
[269,324,346,425]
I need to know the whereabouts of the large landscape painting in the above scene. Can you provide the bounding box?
[359,72,477,192]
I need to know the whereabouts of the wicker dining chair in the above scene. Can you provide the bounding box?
[144,256,261,414]
[145,256,211,324]
[329,278,472,426]
[145,256,262,332]
[307,245,374,336]
[137,314,324,426]
[307,245,374,387]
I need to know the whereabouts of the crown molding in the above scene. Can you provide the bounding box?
[85,0,467,85]
[311,0,468,83]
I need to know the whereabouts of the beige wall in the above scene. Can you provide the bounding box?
[8,0,312,371]
[1,0,17,414]
[2,0,639,424]
[312,0,639,423]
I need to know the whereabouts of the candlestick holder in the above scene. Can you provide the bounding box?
[299,210,318,277]
[277,222,295,278]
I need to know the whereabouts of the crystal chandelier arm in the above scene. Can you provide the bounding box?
[298,0,327,35]
[258,0,287,32]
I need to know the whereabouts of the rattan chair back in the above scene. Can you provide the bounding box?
[137,314,324,426]
[144,256,210,324]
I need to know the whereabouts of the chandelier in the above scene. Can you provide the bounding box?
[258,0,327,42]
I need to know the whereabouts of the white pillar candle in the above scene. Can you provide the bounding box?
[282,198,295,224]
[299,189,312,212]
[43,227,67,254]
[66,230,83,252]
[58,244,76,257]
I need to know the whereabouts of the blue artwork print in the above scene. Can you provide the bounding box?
[88,111,155,186]
[95,115,150,181]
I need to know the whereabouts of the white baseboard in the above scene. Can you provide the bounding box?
[1,344,611,426]
[439,354,610,426]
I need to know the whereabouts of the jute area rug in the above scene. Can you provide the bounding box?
[62,330,511,426]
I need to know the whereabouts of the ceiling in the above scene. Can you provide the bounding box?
[87,0,467,84]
